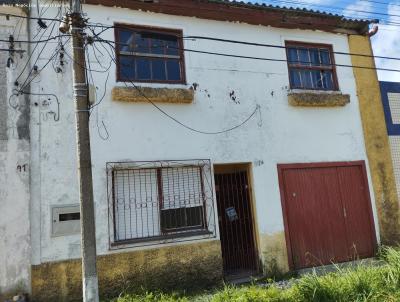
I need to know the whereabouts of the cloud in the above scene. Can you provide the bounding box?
[342,0,374,20]
[371,1,400,82]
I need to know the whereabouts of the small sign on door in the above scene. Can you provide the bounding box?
[225,207,239,222]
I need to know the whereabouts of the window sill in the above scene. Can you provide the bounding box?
[112,86,194,104]
[110,229,213,247]
[288,91,350,107]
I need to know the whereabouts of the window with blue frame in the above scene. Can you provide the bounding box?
[115,25,185,83]
[285,41,338,91]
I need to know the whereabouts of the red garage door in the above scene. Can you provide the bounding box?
[278,161,377,270]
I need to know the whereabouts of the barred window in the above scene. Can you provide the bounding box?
[115,24,185,83]
[286,41,338,91]
[109,161,215,245]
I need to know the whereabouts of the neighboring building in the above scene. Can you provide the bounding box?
[0,2,31,300]
[380,81,400,202]
[1,0,400,300]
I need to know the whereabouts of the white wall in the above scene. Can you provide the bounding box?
[0,7,31,295]
[29,4,379,266]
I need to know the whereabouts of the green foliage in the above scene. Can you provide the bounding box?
[111,247,400,302]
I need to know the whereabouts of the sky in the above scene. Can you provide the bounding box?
[247,0,400,82]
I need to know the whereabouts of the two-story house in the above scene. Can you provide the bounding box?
[1,1,400,301]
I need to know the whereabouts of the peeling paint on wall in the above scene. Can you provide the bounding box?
[259,232,289,277]
[31,240,223,301]
[0,8,31,298]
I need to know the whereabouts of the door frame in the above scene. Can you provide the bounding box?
[277,160,377,270]
[214,163,261,275]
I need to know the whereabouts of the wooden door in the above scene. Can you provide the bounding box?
[278,161,376,270]
[214,169,257,276]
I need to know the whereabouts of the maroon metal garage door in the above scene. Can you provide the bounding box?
[278,161,377,270]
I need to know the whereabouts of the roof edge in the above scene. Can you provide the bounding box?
[84,0,375,35]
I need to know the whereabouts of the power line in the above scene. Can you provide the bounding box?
[87,24,400,63]
[183,36,400,62]
[0,12,62,22]
[96,38,261,135]
[258,0,400,23]
[95,38,400,73]
[18,37,71,92]
[0,34,70,44]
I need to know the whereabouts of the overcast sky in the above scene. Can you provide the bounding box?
[246,0,400,82]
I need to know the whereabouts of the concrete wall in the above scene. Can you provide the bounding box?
[0,6,31,298]
[28,2,380,298]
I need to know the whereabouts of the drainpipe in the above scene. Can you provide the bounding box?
[368,24,379,37]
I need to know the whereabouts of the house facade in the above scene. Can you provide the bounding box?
[1,0,400,301]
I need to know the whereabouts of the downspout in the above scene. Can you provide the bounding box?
[368,24,379,37]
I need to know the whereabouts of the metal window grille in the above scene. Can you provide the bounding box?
[107,160,216,247]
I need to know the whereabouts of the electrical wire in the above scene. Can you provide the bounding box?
[18,20,58,90]
[14,18,55,85]
[87,24,400,63]
[0,34,70,44]
[0,12,62,22]
[18,37,71,92]
[96,38,400,73]
[95,38,261,135]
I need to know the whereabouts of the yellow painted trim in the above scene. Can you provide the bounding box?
[348,35,400,245]
[213,163,271,273]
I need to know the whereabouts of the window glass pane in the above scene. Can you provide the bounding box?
[167,60,181,81]
[322,70,334,90]
[166,38,179,56]
[161,208,185,231]
[135,32,150,53]
[136,58,151,80]
[152,59,166,80]
[119,56,135,80]
[320,49,331,65]
[186,206,203,227]
[119,30,135,52]
[287,48,298,64]
[289,69,302,88]
[150,36,165,55]
[298,48,310,65]
[311,70,323,89]
[309,48,320,66]
[299,70,313,89]
[160,206,203,231]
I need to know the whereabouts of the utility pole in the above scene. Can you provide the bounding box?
[68,0,100,300]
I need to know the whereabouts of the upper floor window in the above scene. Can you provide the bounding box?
[115,24,185,83]
[285,41,338,91]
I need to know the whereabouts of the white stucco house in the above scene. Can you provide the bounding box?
[1,0,399,301]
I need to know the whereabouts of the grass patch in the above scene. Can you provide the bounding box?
[111,247,400,302]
